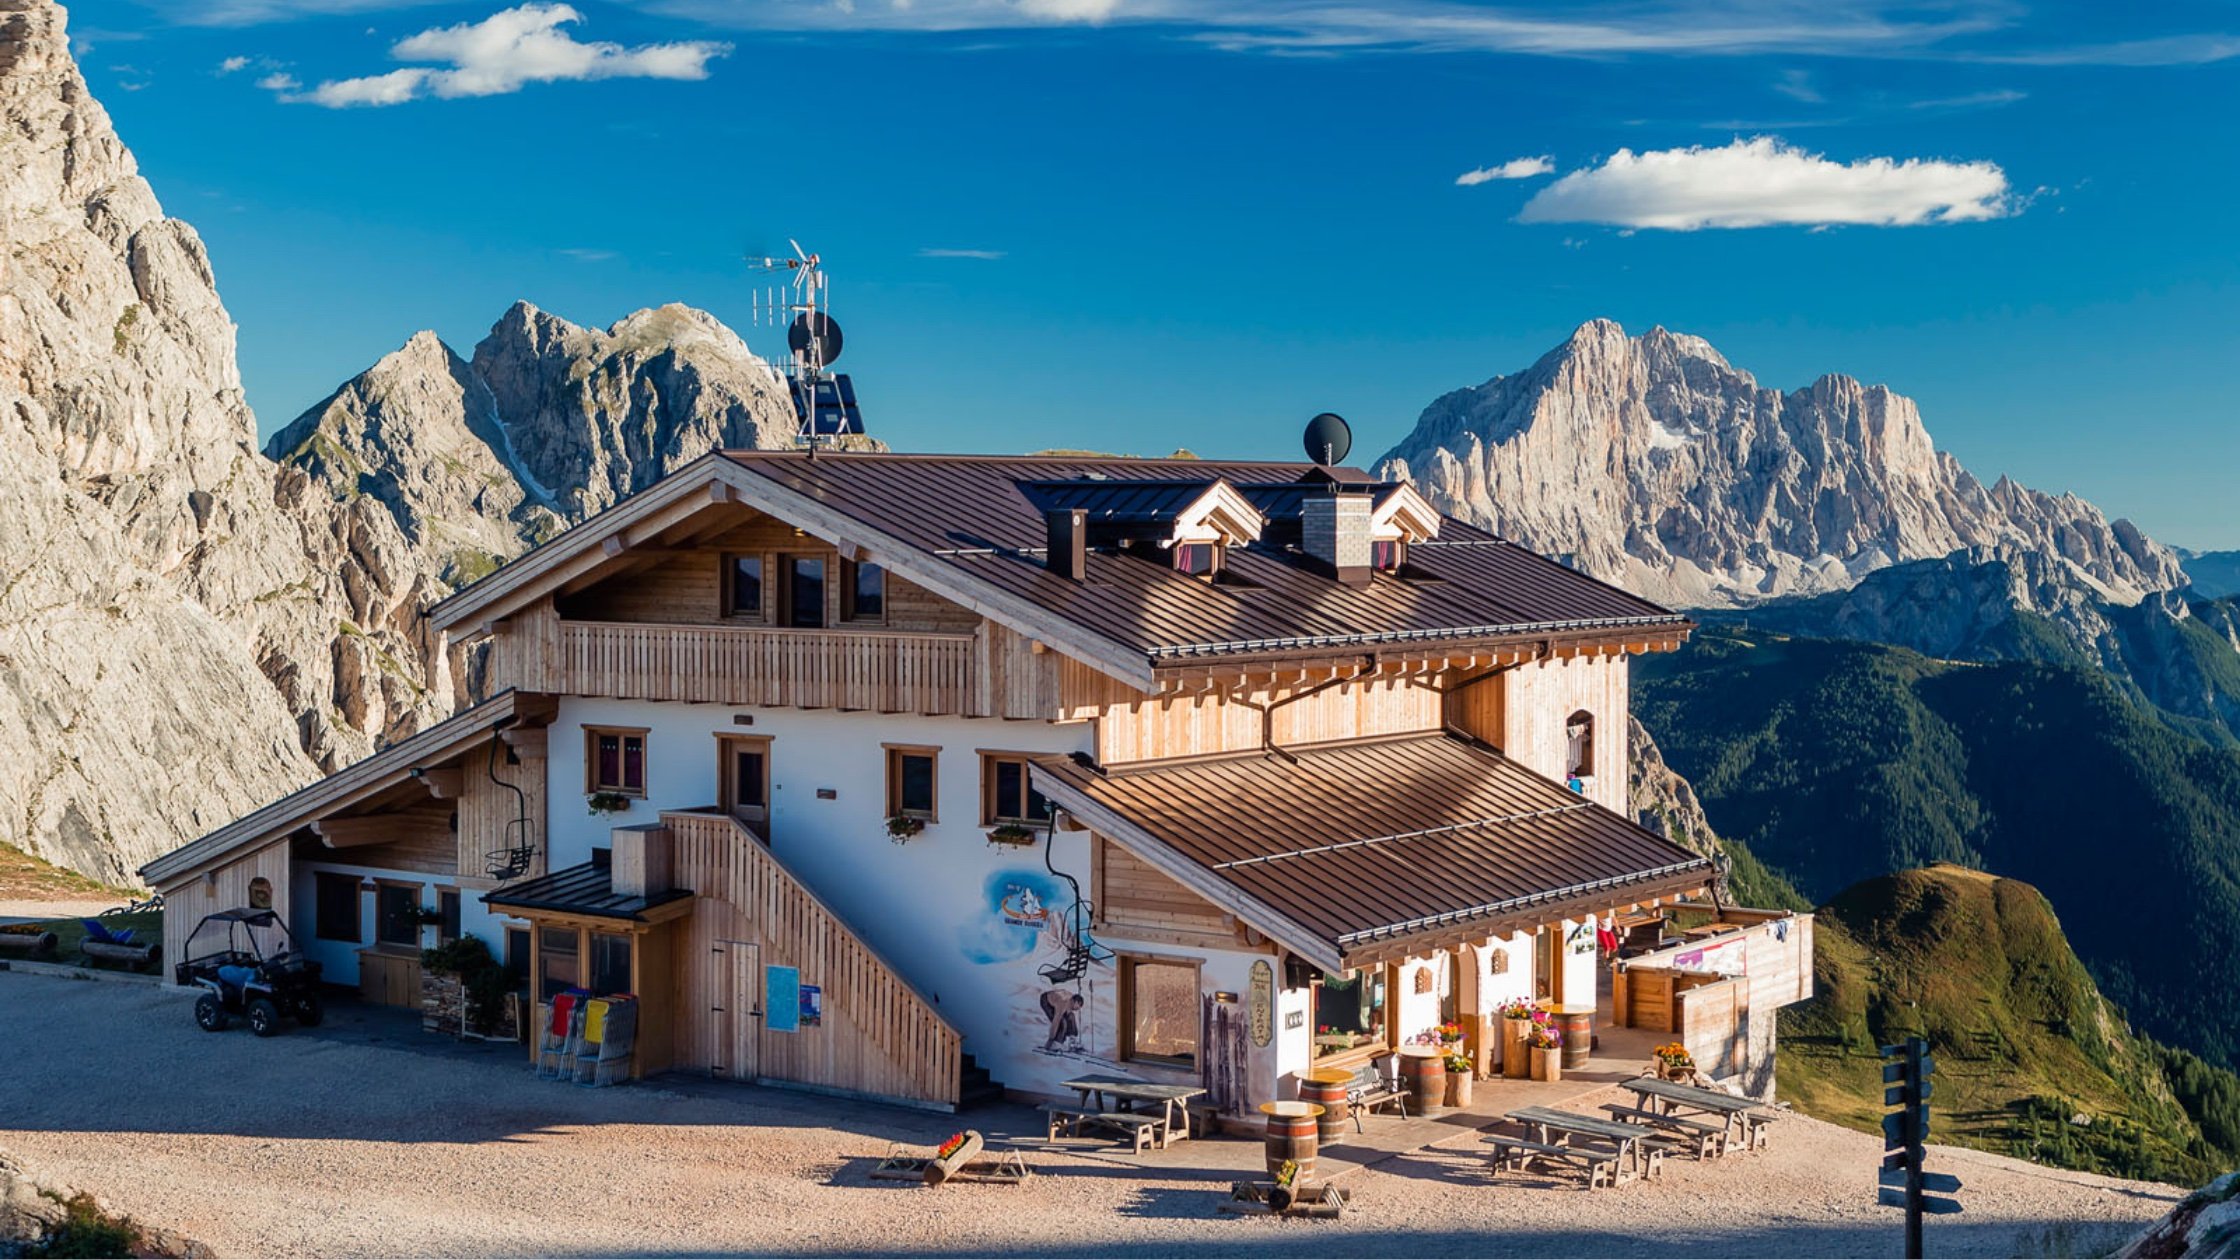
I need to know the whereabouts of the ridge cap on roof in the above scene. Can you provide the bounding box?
[1054,728,1466,778]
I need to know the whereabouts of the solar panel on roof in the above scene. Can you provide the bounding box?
[790,373,864,435]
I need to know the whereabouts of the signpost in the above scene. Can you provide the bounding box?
[1879,1037,1962,1257]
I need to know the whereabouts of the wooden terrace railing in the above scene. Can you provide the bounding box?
[553,620,976,714]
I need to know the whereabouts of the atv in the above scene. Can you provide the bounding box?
[174,907,326,1036]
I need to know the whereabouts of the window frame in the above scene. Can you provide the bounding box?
[1118,953,1203,1069]
[1371,539,1406,571]
[373,879,424,950]
[538,925,582,1003]
[1565,709,1596,779]
[1309,964,1396,1064]
[841,558,887,624]
[1172,541,1220,577]
[779,552,829,628]
[589,930,634,997]
[721,552,765,620]
[435,887,462,945]
[313,871,362,944]
[883,743,940,822]
[585,725,650,797]
[978,750,1053,827]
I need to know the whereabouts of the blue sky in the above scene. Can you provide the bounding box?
[69,0,2240,546]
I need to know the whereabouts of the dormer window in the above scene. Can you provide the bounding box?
[1372,540,1405,572]
[1174,542,1220,577]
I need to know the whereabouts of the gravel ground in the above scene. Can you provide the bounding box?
[0,972,2184,1258]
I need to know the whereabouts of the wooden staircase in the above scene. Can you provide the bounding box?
[956,1051,1006,1111]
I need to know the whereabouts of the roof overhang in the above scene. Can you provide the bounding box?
[1370,483,1442,543]
[1170,479,1266,547]
[140,690,552,889]
[428,453,1161,692]
[1029,762,1347,973]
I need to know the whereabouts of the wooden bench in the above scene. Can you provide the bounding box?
[1599,1104,1728,1160]
[1485,1135,1631,1190]
[1736,1109,1781,1150]
[1343,1058,1408,1132]
[1041,1104,1160,1153]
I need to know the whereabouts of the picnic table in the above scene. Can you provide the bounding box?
[1053,1075,1207,1150]
[1620,1077,1781,1150]
[1503,1106,1661,1182]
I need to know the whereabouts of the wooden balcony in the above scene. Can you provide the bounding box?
[548,619,978,714]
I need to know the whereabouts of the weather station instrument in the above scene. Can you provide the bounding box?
[746,240,865,446]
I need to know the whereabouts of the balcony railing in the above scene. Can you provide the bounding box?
[553,620,976,714]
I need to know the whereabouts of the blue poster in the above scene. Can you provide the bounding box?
[766,964,800,1033]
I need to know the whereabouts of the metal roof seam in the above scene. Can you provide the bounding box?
[1335,859,1714,944]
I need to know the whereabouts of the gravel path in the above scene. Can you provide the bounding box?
[0,972,2183,1257]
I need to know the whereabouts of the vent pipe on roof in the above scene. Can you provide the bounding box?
[1045,507,1088,580]
[1303,491,1373,584]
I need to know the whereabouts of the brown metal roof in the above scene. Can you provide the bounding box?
[720,451,1688,668]
[1032,731,1712,968]
[482,858,691,922]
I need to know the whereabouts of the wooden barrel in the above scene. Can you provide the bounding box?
[1300,1069,1351,1144]
[1258,1101,1321,1180]
[1556,1006,1594,1069]
[1399,1046,1446,1115]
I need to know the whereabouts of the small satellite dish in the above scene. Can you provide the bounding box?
[1303,412,1352,466]
[788,311,843,367]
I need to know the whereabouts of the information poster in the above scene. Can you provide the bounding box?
[765,965,801,1033]
[799,984,823,1027]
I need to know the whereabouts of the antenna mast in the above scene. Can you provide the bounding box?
[746,240,864,447]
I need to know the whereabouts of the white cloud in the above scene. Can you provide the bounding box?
[1516,137,2012,230]
[257,71,300,91]
[1909,88,2025,110]
[1772,68,1821,102]
[218,55,251,73]
[1455,155,1553,186]
[283,3,731,108]
[918,247,1007,260]
[558,247,618,261]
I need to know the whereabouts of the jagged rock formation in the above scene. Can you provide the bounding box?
[0,0,796,882]
[1628,715,1720,857]
[1380,320,2183,609]
[1722,546,2240,741]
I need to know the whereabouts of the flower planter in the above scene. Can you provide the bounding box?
[1502,1017,1531,1079]
[1445,1070,1474,1109]
[1531,1045,1562,1083]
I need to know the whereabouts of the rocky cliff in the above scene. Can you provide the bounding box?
[0,0,795,882]
[1379,320,2183,609]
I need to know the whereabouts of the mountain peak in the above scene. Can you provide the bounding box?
[1379,326,2183,607]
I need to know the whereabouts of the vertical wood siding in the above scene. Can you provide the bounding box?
[159,841,293,978]
[664,810,962,1108]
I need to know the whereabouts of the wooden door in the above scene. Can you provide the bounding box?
[712,939,761,1081]
[718,735,772,843]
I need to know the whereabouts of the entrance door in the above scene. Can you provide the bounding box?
[712,938,761,1081]
[718,735,772,842]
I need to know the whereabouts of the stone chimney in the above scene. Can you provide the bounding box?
[1045,507,1088,580]
[1302,492,1373,583]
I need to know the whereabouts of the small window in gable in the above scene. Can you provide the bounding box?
[1174,541,1220,577]
[1371,539,1405,571]
[1566,710,1595,780]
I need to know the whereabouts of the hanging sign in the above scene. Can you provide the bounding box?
[766,965,801,1033]
[1248,959,1274,1047]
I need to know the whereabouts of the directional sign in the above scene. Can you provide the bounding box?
[1879,1187,1963,1215]
[1879,1168,1962,1193]
[1882,1105,1928,1149]
[1885,1079,1934,1106]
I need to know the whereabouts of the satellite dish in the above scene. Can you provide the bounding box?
[1303,412,1352,466]
[788,311,843,366]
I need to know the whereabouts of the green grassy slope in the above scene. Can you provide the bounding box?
[1780,864,2240,1184]
[1636,627,2240,1072]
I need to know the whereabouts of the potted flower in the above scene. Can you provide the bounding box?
[885,814,926,842]
[1652,1042,1696,1082]
[1497,999,1536,1080]
[986,823,1038,848]
[1528,1024,1564,1083]
[585,791,632,817]
[1443,1050,1474,1108]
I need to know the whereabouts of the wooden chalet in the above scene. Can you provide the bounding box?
[143,450,1811,1111]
